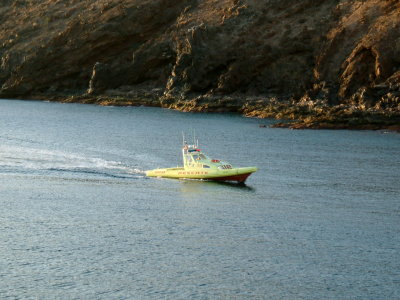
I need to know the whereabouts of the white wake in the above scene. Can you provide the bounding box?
[0,145,144,178]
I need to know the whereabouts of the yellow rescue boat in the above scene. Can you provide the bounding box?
[146,140,257,183]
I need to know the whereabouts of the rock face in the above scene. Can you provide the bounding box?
[0,0,399,122]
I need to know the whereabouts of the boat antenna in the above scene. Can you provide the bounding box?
[182,131,185,146]
[193,129,196,147]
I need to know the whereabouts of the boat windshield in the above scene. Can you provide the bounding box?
[192,154,207,161]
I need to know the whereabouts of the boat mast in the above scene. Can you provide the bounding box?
[182,131,187,166]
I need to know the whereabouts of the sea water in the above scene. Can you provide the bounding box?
[0,99,399,299]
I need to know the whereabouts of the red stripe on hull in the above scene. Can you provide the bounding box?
[210,173,252,183]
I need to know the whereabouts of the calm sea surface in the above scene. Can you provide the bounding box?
[0,99,399,299]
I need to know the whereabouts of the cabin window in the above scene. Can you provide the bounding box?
[203,165,210,168]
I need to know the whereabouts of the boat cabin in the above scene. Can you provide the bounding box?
[182,144,233,170]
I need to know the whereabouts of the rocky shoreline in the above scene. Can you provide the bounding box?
[23,91,399,132]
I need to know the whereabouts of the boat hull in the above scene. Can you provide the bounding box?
[207,173,252,183]
[146,167,257,183]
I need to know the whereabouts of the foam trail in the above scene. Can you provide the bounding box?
[0,145,143,178]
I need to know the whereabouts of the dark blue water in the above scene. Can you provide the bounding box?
[1,99,399,299]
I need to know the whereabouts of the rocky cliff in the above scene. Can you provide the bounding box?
[1,0,399,129]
